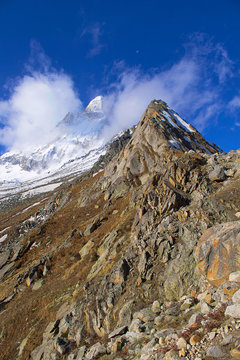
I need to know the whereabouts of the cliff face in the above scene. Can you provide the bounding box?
[0,100,240,360]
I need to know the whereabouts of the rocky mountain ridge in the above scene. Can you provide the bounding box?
[0,99,239,360]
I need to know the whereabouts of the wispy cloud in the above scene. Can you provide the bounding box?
[229,95,240,109]
[80,23,105,57]
[101,35,234,139]
[0,42,81,152]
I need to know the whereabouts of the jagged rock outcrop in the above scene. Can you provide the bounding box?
[0,100,240,360]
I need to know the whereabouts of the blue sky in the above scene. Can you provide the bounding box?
[0,0,239,153]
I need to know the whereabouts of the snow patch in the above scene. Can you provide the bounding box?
[168,108,195,133]
[169,140,181,150]
[161,111,179,129]
[20,183,62,199]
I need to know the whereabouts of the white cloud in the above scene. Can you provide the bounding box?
[0,45,81,152]
[101,38,233,140]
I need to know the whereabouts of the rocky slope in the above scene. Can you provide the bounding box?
[0,100,240,360]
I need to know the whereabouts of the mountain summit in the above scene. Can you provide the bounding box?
[0,99,240,360]
[85,95,103,113]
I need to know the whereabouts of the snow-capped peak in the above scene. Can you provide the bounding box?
[85,96,103,113]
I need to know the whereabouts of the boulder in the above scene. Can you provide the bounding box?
[209,165,226,181]
[195,221,240,286]
[225,304,240,318]
[133,308,155,322]
[108,325,128,339]
[85,342,107,360]
[84,217,101,236]
[229,271,240,282]
[206,345,226,358]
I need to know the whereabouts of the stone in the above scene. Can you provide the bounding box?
[154,315,164,327]
[30,344,45,360]
[209,165,226,181]
[129,318,145,333]
[111,339,123,353]
[225,169,235,177]
[76,346,87,359]
[206,345,226,358]
[159,337,165,345]
[0,262,14,281]
[164,349,183,360]
[54,337,70,355]
[176,337,187,349]
[85,342,107,359]
[0,251,10,269]
[11,243,25,261]
[79,240,94,258]
[133,308,155,322]
[164,248,197,300]
[188,312,201,327]
[141,338,158,355]
[200,301,212,314]
[32,279,44,290]
[225,304,240,318]
[221,335,233,345]
[195,221,240,286]
[152,300,161,314]
[189,334,201,345]
[205,293,213,304]
[209,331,216,340]
[232,289,240,303]
[231,346,240,359]
[67,354,76,360]
[108,325,128,338]
[84,217,101,236]
[117,300,135,327]
[180,299,192,311]
[178,349,186,357]
[229,271,240,282]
